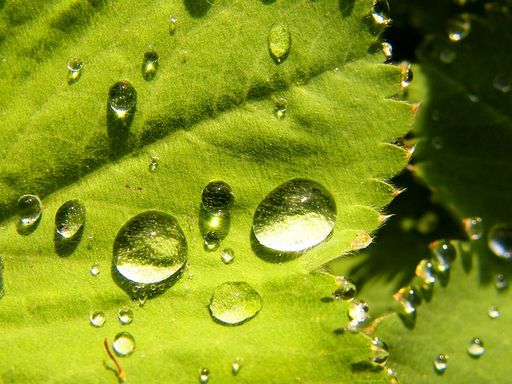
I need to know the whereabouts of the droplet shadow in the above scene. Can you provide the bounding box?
[54,224,85,257]
[184,0,213,18]
[16,215,42,236]
[106,104,136,159]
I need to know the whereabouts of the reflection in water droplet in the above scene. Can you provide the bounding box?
[447,16,471,42]
[433,354,448,375]
[118,308,134,325]
[209,282,262,325]
[333,276,356,301]
[113,332,135,357]
[415,259,436,289]
[268,21,291,63]
[382,42,393,60]
[0,258,4,300]
[17,194,43,229]
[463,217,483,240]
[149,155,159,172]
[347,300,369,330]
[200,211,230,252]
[431,136,444,150]
[202,181,234,214]
[401,65,413,88]
[273,96,287,119]
[89,311,106,327]
[253,179,336,253]
[386,368,399,383]
[439,49,457,64]
[232,357,242,376]
[467,337,485,358]
[488,305,500,319]
[393,286,420,315]
[493,76,511,93]
[142,46,159,81]
[199,368,210,383]
[108,80,137,117]
[113,211,187,298]
[221,248,235,264]
[55,200,86,239]
[430,240,456,274]
[488,224,512,260]
[66,56,83,83]
[495,273,507,290]
[90,263,100,276]
[372,0,391,25]
[371,337,389,365]
[169,16,178,35]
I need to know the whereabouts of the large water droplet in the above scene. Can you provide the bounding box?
[118,308,134,325]
[401,64,413,88]
[231,357,242,376]
[112,332,135,357]
[447,15,471,42]
[268,21,291,64]
[209,281,262,325]
[55,200,86,239]
[201,181,234,214]
[430,240,456,273]
[199,368,210,383]
[487,305,500,319]
[112,211,187,298]
[467,337,485,358]
[252,179,336,253]
[463,217,483,240]
[488,224,512,260]
[108,80,137,117]
[493,75,511,93]
[333,276,356,301]
[89,311,106,328]
[200,211,230,252]
[495,273,507,290]
[433,354,448,375]
[17,194,43,233]
[381,41,393,60]
[371,337,389,365]
[0,258,4,300]
[142,46,159,81]
[347,300,369,330]
[66,56,83,84]
[220,248,235,264]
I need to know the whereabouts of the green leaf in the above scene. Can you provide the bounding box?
[0,1,413,382]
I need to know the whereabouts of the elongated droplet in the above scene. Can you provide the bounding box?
[108,80,137,117]
[112,332,135,357]
[118,308,134,325]
[66,56,83,83]
[90,263,100,276]
[273,96,287,119]
[199,368,210,383]
[401,65,413,87]
[440,48,457,64]
[209,281,262,325]
[333,276,356,301]
[488,224,512,260]
[495,273,507,290]
[89,311,106,328]
[393,286,420,315]
[148,155,159,172]
[371,337,389,365]
[17,194,43,229]
[433,354,448,375]
[372,0,391,25]
[231,358,242,376]
[463,217,483,240]
[430,239,456,273]
[55,200,86,239]
[253,179,336,253]
[467,337,485,358]
[347,300,369,326]
[488,305,500,319]
[221,248,235,264]
[112,211,187,298]
[142,46,159,81]
[268,21,291,63]
[415,259,436,288]
[202,181,234,214]
[447,16,471,42]
[169,16,178,35]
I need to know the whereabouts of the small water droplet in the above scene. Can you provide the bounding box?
[372,0,391,25]
[401,64,413,87]
[149,155,159,172]
[487,305,500,319]
[439,48,457,63]
[430,240,456,273]
[433,354,448,375]
[112,332,135,357]
[113,211,187,299]
[200,211,230,252]
[201,181,234,214]
[142,46,159,81]
[138,295,147,307]
[169,16,178,35]
[467,337,485,358]
[347,300,369,325]
[488,224,512,259]
[468,93,480,103]
[209,281,262,325]
[220,248,235,264]
[447,15,471,42]
[268,21,291,64]
[493,75,511,93]
[89,311,106,327]
[386,368,399,383]
[66,56,83,83]
[55,200,86,239]
[199,368,210,383]
[17,194,43,229]
[393,286,420,315]
[90,263,100,276]
[382,41,393,60]
[371,337,389,365]
[231,357,242,376]
[273,96,288,119]
[463,217,483,240]
[253,179,336,253]
[495,273,507,290]
[415,259,436,288]
[118,308,134,325]
[333,276,356,301]
[108,80,137,117]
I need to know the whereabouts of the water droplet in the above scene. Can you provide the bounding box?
[199,368,210,383]
[371,337,389,365]
[467,337,485,358]
[463,217,483,240]
[66,56,83,83]
[488,305,500,319]
[149,155,159,172]
[433,354,448,375]
[201,181,234,214]
[333,276,356,301]
[347,300,369,325]
[89,311,106,328]
[468,93,480,103]
[200,211,230,252]
[393,286,420,315]
[381,41,393,60]
[220,248,235,264]
[231,357,242,376]
[209,281,262,325]
[493,75,511,93]
[268,21,291,63]
[108,80,137,117]
[142,46,159,81]
[488,224,512,259]
[430,240,456,273]
[439,48,457,63]
[169,16,178,35]
[112,211,187,298]
[17,194,43,229]
[401,65,413,87]
[55,200,86,239]
[118,308,134,325]
[372,0,391,25]
[447,16,471,42]
[386,368,399,383]
[495,273,507,290]
[273,96,288,119]
[90,263,100,276]
[252,179,336,253]
[415,259,436,288]
[112,332,135,357]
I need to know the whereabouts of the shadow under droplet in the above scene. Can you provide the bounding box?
[351,360,383,373]
[250,230,304,264]
[339,0,355,17]
[184,0,213,18]
[16,215,42,236]
[54,224,84,257]
[398,312,416,330]
[106,104,136,159]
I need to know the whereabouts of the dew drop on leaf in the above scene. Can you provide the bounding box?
[429,239,456,274]
[108,80,137,117]
[393,286,420,316]
[487,305,500,319]
[220,248,235,264]
[113,332,135,357]
[55,200,86,239]
[90,263,100,276]
[252,179,336,253]
[89,311,106,328]
[401,64,413,87]
[415,259,436,289]
[66,56,83,83]
[17,194,43,230]
[433,354,448,375]
[495,273,507,290]
[200,211,230,252]
[118,308,134,325]
[142,46,159,81]
[209,281,262,325]
[268,21,291,64]
[332,276,356,301]
[372,0,391,25]
[447,15,471,42]
[463,217,483,240]
[201,181,234,214]
[231,357,242,376]
[371,337,389,365]
[467,337,485,358]
[487,223,512,259]
[199,368,210,383]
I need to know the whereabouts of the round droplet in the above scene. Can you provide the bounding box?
[142,46,159,81]
[447,16,471,42]
[112,332,135,357]
[493,75,511,93]
[231,357,242,376]
[252,179,336,253]
[467,337,485,358]
[372,0,391,25]
[371,337,389,365]
[381,41,393,60]
[401,65,413,87]
[393,286,420,315]
[333,276,356,301]
[17,194,43,228]
[89,311,106,328]
[439,48,457,64]
[199,368,210,383]
[433,354,448,375]
[430,239,456,273]
[169,16,178,35]
[488,224,512,260]
[90,263,100,276]
[488,305,500,319]
[463,217,483,240]
[66,56,83,83]
[495,273,507,290]
[108,80,137,116]
[113,211,188,297]
[149,155,159,172]
[209,281,262,325]
[118,308,134,325]
[273,96,287,119]
[268,21,291,63]
[347,300,369,324]
[201,181,234,213]
[220,248,235,264]
[415,259,436,287]
[55,200,86,239]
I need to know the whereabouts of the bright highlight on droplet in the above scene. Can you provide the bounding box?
[209,281,262,325]
[55,200,86,239]
[108,80,137,117]
[112,332,135,357]
[17,194,43,229]
[268,21,291,63]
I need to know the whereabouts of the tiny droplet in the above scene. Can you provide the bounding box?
[463,217,483,240]
[495,273,507,290]
[372,0,391,25]
[142,46,159,81]
[220,248,235,264]
[55,200,86,239]
[108,80,137,117]
[488,223,512,260]
[89,311,106,328]
[493,75,511,93]
[66,56,83,83]
[333,276,357,301]
[149,155,159,172]
[447,15,471,42]
[169,16,178,35]
[199,368,210,383]
[201,181,234,214]
[430,239,456,273]
[112,332,135,357]
[371,337,389,365]
[17,194,43,228]
[273,96,288,119]
[467,337,485,358]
